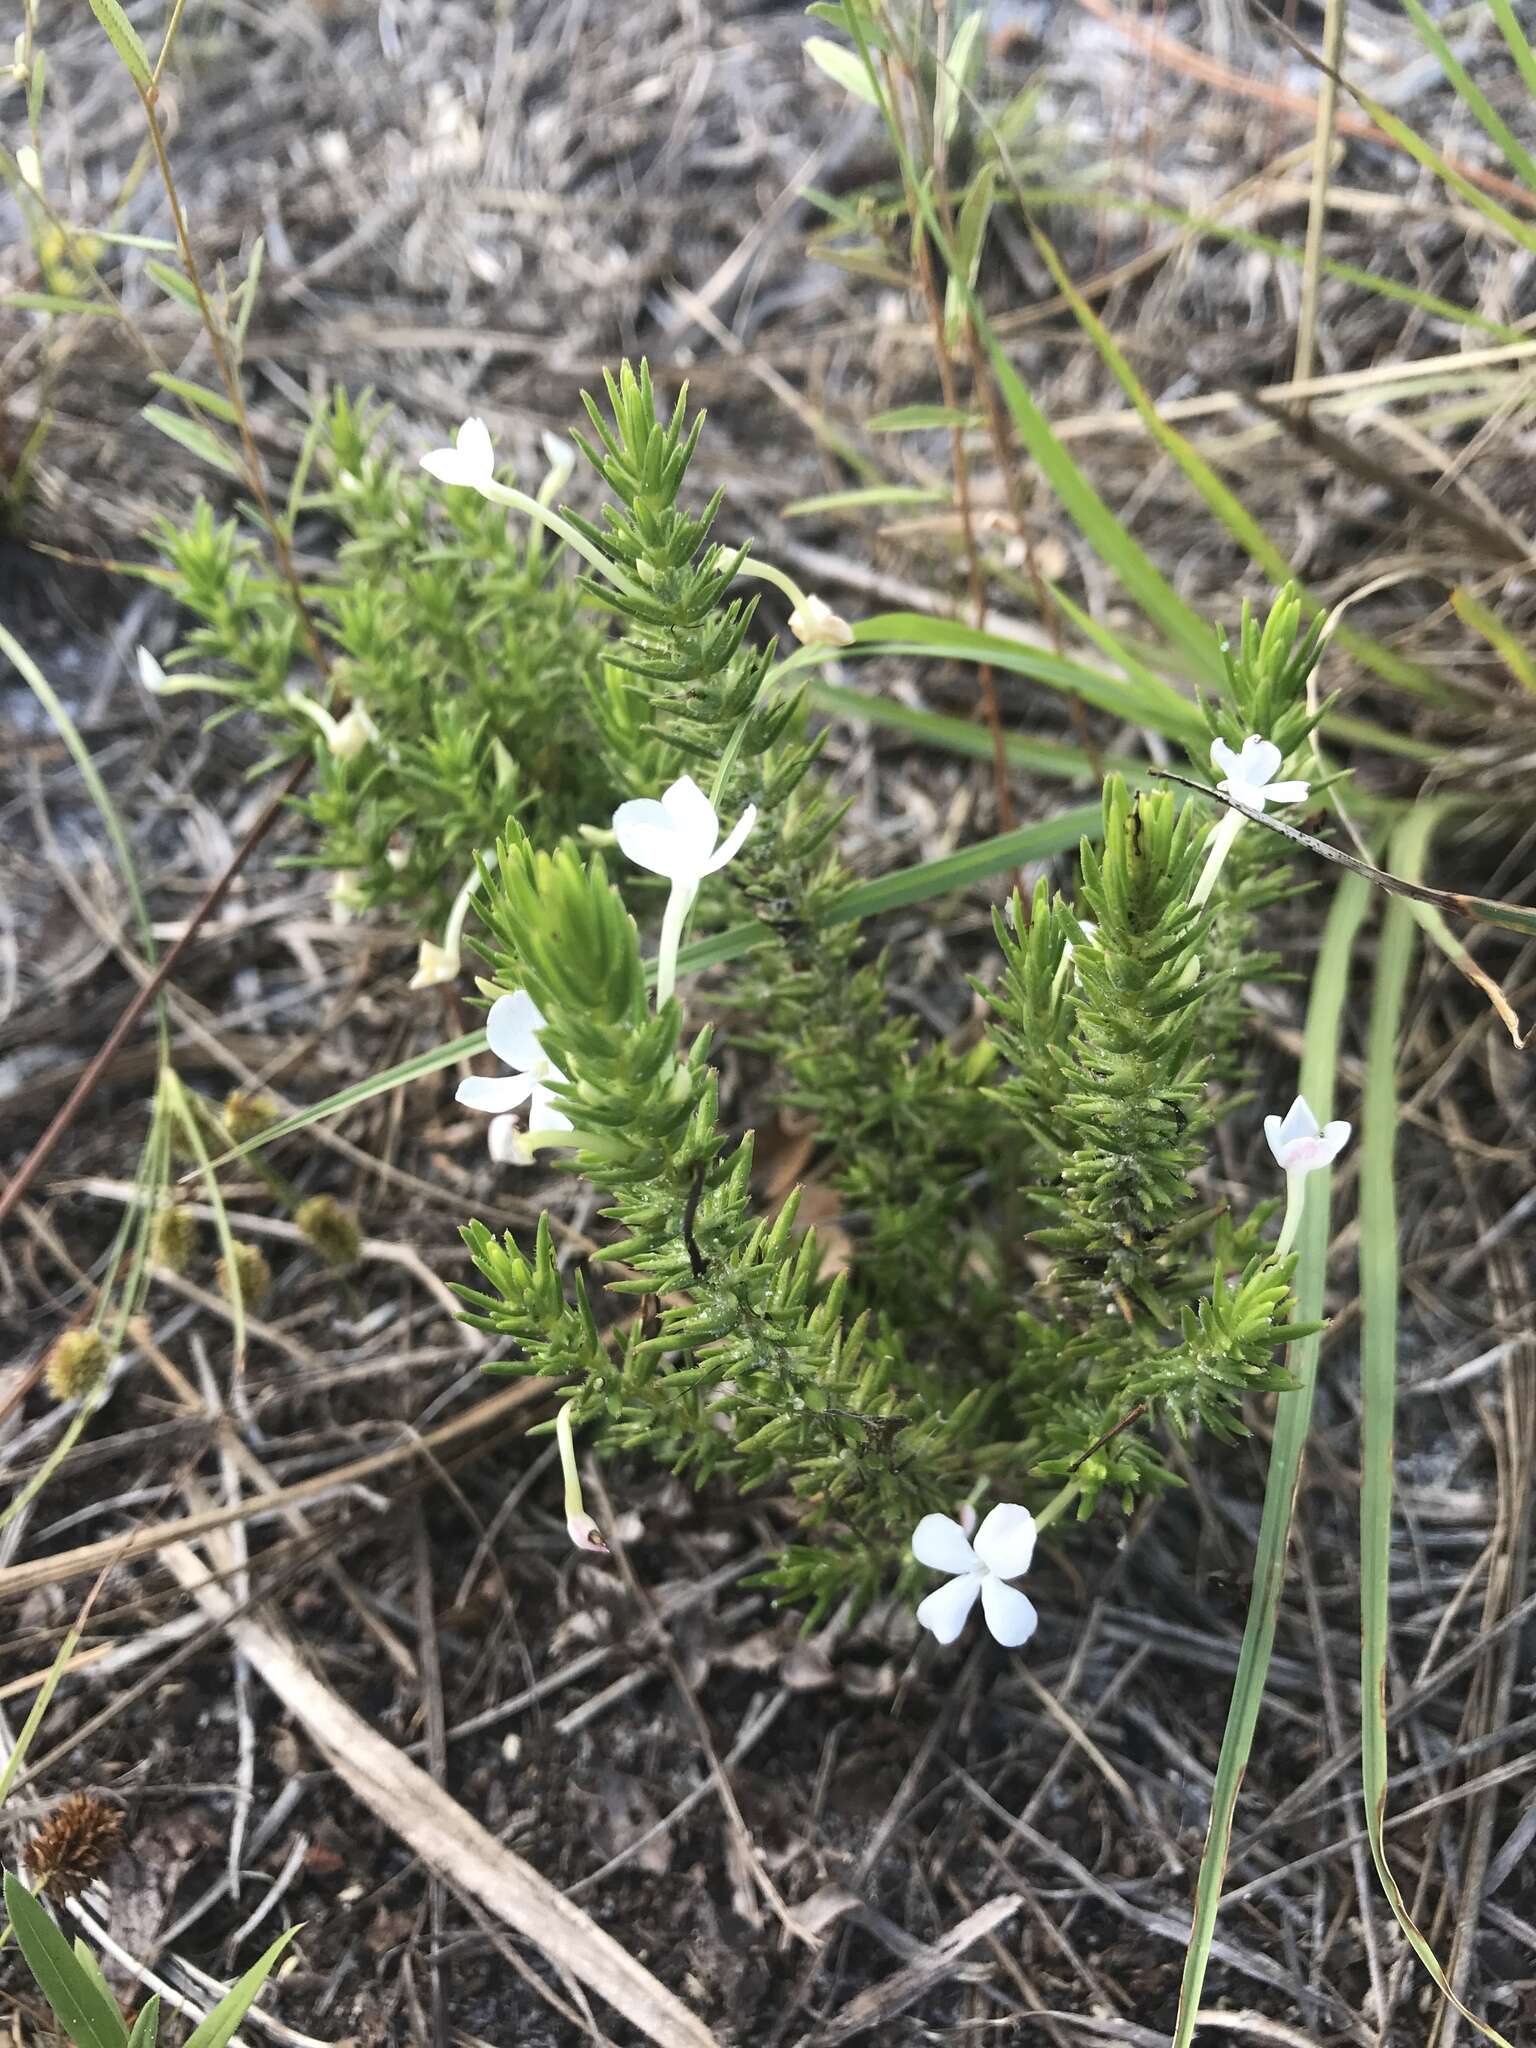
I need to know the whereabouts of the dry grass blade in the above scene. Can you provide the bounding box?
[159,1541,723,2048]
[801,1893,1022,2046]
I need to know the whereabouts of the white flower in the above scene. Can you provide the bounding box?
[1264,1095,1351,1175]
[456,991,572,1162]
[612,776,757,1006]
[409,938,460,990]
[420,416,496,493]
[913,1502,1039,1648]
[328,871,364,925]
[788,593,855,649]
[1211,735,1309,814]
[330,705,379,761]
[612,774,757,887]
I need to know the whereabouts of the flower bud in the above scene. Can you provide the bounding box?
[295,1194,362,1268]
[216,1241,271,1309]
[566,1511,609,1553]
[44,1330,110,1403]
[788,593,855,648]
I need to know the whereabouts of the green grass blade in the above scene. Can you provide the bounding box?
[1003,186,1522,342]
[808,678,1138,783]
[124,2000,160,2047]
[1488,0,1536,100]
[1358,810,1515,2047]
[857,612,1206,742]
[1020,216,1457,706]
[1400,0,1536,194]
[0,1628,82,1807]
[1336,73,1536,259]
[1171,870,1371,2046]
[181,1927,299,2048]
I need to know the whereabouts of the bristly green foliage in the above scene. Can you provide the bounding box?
[153,390,610,934]
[1194,588,1330,1077]
[455,361,1327,1604]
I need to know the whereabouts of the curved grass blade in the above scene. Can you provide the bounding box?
[1170,871,1370,2045]
[1400,0,1536,195]
[181,1926,299,2048]
[1357,812,1515,2047]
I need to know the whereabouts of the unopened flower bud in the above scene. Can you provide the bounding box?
[788,593,855,648]
[216,1241,271,1309]
[295,1194,362,1268]
[566,1512,608,1553]
[44,1330,110,1403]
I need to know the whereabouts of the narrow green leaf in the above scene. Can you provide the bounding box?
[1359,813,1515,2047]
[3,1873,130,2048]
[804,35,880,105]
[144,260,202,311]
[27,47,46,127]
[944,161,997,345]
[1451,586,1536,694]
[148,373,241,425]
[124,1999,160,2048]
[865,403,980,431]
[857,610,1207,742]
[808,676,1136,783]
[4,291,116,317]
[1400,0,1536,194]
[0,1628,81,1806]
[181,1926,299,2048]
[782,484,947,517]
[935,8,984,145]
[141,407,244,480]
[84,0,151,88]
[1172,871,1371,2044]
[1488,0,1536,100]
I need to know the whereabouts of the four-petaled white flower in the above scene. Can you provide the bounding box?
[612,775,757,1004]
[1264,1095,1351,1175]
[456,991,573,1164]
[1211,735,1309,814]
[788,593,855,649]
[913,1502,1039,1648]
[420,416,496,494]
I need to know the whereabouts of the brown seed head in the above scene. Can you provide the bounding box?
[25,1793,125,1900]
[43,1330,111,1403]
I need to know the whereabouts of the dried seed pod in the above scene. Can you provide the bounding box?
[43,1330,110,1403]
[25,1793,124,1900]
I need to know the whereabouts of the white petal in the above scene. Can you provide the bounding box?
[980,1578,1039,1648]
[1262,1113,1287,1167]
[1264,779,1310,805]
[419,447,465,485]
[972,1502,1037,1580]
[661,776,723,872]
[705,801,757,873]
[137,646,168,691]
[1320,1119,1352,1161]
[1235,735,1282,786]
[486,991,547,1073]
[612,797,695,880]
[1278,1096,1320,1146]
[1210,737,1242,781]
[911,1513,978,1574]
[408,940,460,989]
[915,1573,981,1645]
[456,1073,535,1115]
[528,1080,574,1134]
[486,1113,525,1164]
[456,417,494,472]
